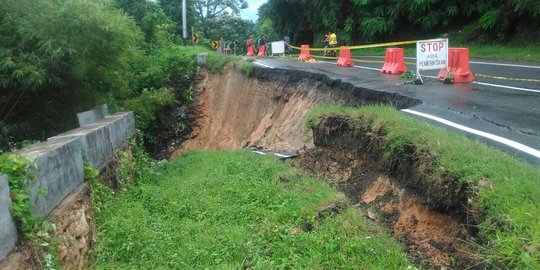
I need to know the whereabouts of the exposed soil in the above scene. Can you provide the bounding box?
[172,65,419,156]
[0,184,94,270]
[296,148,477,268]
[172,64,482,269]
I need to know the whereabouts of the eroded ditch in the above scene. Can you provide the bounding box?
[176,64,480,269]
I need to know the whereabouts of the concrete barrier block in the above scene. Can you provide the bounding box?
[17,139,85,216]
[48,123,114,169]
[99,112,135,149]
[77,104,108,127]
[0,174,17,261]
[197,53,208,66]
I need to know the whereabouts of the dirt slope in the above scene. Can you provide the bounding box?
[173,65,418,156]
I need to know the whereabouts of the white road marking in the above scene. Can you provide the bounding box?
[419,75,540,93]
[402,109,540,159]
[473,81,540,94]
[252,151,267,155]
[253,61,275,69]
[402,57,540,69]
[353,65,380,71]
[469,61,540,69]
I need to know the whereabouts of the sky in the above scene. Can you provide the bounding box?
[240,0,267,21]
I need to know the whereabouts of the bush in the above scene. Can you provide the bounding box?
[120,45,199,148]
[0,0,143,150]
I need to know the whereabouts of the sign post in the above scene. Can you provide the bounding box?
[416,39,448,83]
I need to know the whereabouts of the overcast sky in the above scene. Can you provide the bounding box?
[241,0,267,21]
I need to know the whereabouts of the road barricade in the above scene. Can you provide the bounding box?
[297,45,312,60]
[437,48,474,83]
[336,47,353,67]
[381,48,407,75]
[257,45,267,56]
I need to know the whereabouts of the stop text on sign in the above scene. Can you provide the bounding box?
[416,39,448,70]
[419,42,445,53]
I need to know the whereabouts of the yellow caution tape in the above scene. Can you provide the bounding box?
[348,40,417,50]
[311,55,339,60]
[474,73,540,83]
[287,40,417,51]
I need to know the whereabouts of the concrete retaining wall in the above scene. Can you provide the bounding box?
[0,174,17,261]
[48,112,135,169]
[0,111,134,261]
[19,138,85,216]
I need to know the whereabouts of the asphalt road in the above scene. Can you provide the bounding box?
[252,56,540,166]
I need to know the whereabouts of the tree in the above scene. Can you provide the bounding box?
[208,14,255,42]
[159,0,254,42]
[115,0,177,45]
[159,0,198,37]
[194,0,248,37]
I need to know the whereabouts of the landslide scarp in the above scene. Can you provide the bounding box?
[174,64,479,268]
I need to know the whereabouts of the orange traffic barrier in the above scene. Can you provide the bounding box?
[437,48,474,83]
[336,47,353,67]
[297,45,312,60]
[380,48,407,75]
[257,45,267,56]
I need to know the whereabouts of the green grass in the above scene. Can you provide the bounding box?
[306,105,540,269]
[91,151,413,269]
[235,61,254,76]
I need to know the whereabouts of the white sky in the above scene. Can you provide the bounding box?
[241,0,267,21]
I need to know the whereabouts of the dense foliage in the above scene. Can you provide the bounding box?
[0,0,143,150]
[259,0,540,45]
[0,0,201,152]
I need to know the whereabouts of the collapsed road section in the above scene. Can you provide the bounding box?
[173,64,490,268]
[173,65,420,157]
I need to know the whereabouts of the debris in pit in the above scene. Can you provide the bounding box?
[367,210,376,220]
[249,146,298,160]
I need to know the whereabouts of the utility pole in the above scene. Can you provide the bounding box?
[182,0,187,39]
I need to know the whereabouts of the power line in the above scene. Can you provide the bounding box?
[239,9,257,21]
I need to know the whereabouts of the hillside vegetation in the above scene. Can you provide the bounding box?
[0,0,197,154]
[259,0,540,45]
